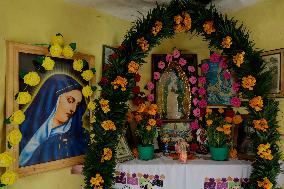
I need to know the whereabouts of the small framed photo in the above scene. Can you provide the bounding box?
[102,45,115,66]
[261,49,284,97]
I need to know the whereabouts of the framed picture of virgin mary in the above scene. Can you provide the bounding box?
[6,41,95,176]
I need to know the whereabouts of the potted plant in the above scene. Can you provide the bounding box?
[205,108,242,160]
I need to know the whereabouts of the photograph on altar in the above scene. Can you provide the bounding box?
[102,45,115,65]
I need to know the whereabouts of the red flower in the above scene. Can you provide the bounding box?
[132,96,145,106]
[102,64,111,72]
[109,53,118,60]
[156,119,163,127]
[134,74,141,82]
[225,110,235,118]
[132,86,140,94]
[190,143,199,152]
[118,44,126,51]
[99,77,109,86]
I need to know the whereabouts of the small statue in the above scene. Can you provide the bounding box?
[175,138,189,163]
[161,136,170,156]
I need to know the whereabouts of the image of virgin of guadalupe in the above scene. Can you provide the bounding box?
[19,74,88,167]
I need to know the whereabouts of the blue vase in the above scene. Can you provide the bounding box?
[210,146,229,161]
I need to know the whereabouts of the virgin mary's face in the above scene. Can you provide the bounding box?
[54,89,83,125]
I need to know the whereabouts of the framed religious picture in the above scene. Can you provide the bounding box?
[116,135,134,163]
[261,48,284,97]
[151,52,198,122]
[6,41,95,176]
[102,45,115,66]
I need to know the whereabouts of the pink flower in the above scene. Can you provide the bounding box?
[154,72,160,80]
[193,98,199,106]
[223,71,231,80]
[147,82,155,90]
[230,97,241,107]
[166,54,173,62]
[189,76,197,84]
[232,82,240,92]
[193,108,201,118]
[201,63,209,73]
[147,94,154,102]
[178,58,187,66]
[210,52,221,63]
[190,120,199,130]
[198,87,206,96]
[219,58,228,69]
[173,49,180,58]
[188,66,195,72]
[198,77,206,84]
[198,99,207,108]
[158,61,165,69]
[192,87,198,94]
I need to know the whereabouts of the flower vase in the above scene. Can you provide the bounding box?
[138,145,154,160]
[209,146,229,161]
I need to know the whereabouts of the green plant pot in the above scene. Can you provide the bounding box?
[210,146,229,161]
[138,145,154,161]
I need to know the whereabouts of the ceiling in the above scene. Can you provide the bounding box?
[65,0,261,20]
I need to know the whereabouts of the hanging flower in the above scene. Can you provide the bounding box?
[87,101,96,111]
[49,44,62,57]
[23,72,40,86]
[128,61,139,73]
[232,83,240,92]
[198,77,206,84]
[257,143,273,160]
[191,87,198,94]
[51,33,64,46]
[249,96,263,111]
[229,148,238,159]
[230,97,241,107]
[166,54,173,62]
[9,110,25,125]
[99,99,110,113]
[73,59,84,72]
[158,61,165,69]
[223,70,231,80]
[198,87,206,96]
[210,52,221,63]
[7,129,22,147]
[188,66,195,72]
[193,108,200,117]
[257,177,273,189]
[253,119,269,132]
[62,45,74,58]
[42,57,55,70]
[147,94,154,102]
[151,21,163,36]
[173,49,180,58]
[201,63,209,73]
[101,148,112,162]
[0,152,13,167]
[0,171,17,186]
[148,104,158,115]
[179,58,187,66]
[203,21,216,34]
[189,76,197,84]
[190,120,199,130]
[146,82,154,90]
[81,70,94,81]
[219,59,228,69]
[111,76,128,91]
[198,99,207,108]
[233,52,245,67]
[193,98,199,106]
[137,37,149,52]
[153,72,160,80]
[90,174,104,187]
[242,75,256,90]
[15,91,32,105]
[101,120,116,131]
[221,36,232,48]
[82,85,93,97]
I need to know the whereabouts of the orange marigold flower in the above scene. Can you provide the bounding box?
[221,36,232,48]
[232,115,243,124]
[249,96,263,111]
[229,148,238,159]
[137,103,146,113]
[206,119,213,126]
[233,51,245,67]
[206,108,212,114]
[148,119,156,126]
[90,174,104,187]
[128,61,139,73]
[223,124,232,135]
[257,177,273,189]
[101,120,116,131]
[174,15,183,24]
[148,104,158,115]
[182,12,191,31]
[111,76,128,91]
[253,119,269,132]
[135,114,142,122]
[257,143,273,160]
[242,75,256,90]
[151,21,163,36]
[216,127,224,132]
[225,117,233,123]
[137,37,149,52]
[101,148,112,162]
[174,24,184,33]
[99,99,110,113]
[218,108,224,113]
[203,21,216,35]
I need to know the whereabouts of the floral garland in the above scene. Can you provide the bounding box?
[0,33,95,187]
[83,0,280,188]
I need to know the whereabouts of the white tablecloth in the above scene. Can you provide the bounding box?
[114,156,252,189]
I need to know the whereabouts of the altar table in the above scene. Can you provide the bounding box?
[114,156,252,189]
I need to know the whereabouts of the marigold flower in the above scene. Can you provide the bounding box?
[223,124,232,135]
[101,148,112,162]
[225,117,233,123]
[206,119,213,126]
[216,127,224,132]
[135,114,142,122]
[203,21,216,34]
[183,12,191,31]
[174,15,183,24]
[128,61,139,73]
[253,119,269,132]
[137,37,149,52]
[99,99,110,113]
[218,108,224,113]
[101,120,116,131]
[87,101,96,111]
[148,104,158,115]
[111,76,128,91]
[9,110,25,125]
[174,24,184,33]
[0,152,13,167]
[90,173,104,187]
[221,36,232,48]
[0,171,17,185]
[146,125,152,131]
[242,75,256,90]
[257,177,273,189]
[73,59,84,72]
[151,21,163,36]
[7,129,22,147]
[137,103,146,113]
[62,45,74,58]
[233,52,245,67]
[81,70,94,81]
[16,91,32,105]
[232,115,243,124]
[249,96,263,111]
[257,143,273,160]
[148,119,156,126]
[49,44,62,57]
[24,72,40,86]
[42,57,55,70]
[82,85,93,97]
[229,148,238,159]
[206,108,212,115]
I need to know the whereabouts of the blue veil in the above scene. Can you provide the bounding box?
[19,74,88,167]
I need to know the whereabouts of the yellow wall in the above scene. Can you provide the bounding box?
[0,0,130,188]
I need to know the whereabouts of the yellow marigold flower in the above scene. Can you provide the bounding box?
[101,148,112,162]
[257,143,273,160]
[146,125,152,131]
[221,36,232,48]
[0,170,17,185]
[258,177,273,189]
[49,44,62,57]
[51,34,64,46]
[174,24,184,33]
[111,76,128,91]
[137,37,149,52]
[62,45,74,58]
[90,173,104,187]
[128,61,139,73]
[135,115,142,122]
[15,91,32,105]
[203,21,216,35]
[148,104,158,115]
[99,99,110,113]
[253,119,269,132]
[242,75,256,90]
[216,127,224,132]
[223,124,232,135]
[232,115,243,124]
[151,21,163,36]
[148,119,156,126]
[174,15,183,24]
[0,152,13,167]
[42,57,55,70]
[229,148,238,159]
[7,129,22,147]
[81,70,94,81]
[233,52,245,67]
[9,110,25,125]
[82,85,93,97]
[73,59,84,72]
[249,96,263,111]
[183,12,191,31]
[225,117,233,123]
[206,119,213,126]
[24,72,40,86]
[218,108,224,113]
[87,101,96,111]
[101,120,116,131]
[137,103,146,113]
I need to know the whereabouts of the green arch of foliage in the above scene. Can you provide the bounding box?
[83,0,281,188]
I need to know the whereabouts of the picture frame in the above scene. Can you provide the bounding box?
[102,45,115,66]
[116,135,134,163]
[261,48,284,97]
[6,41,95,176]
[151,54,198,122]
